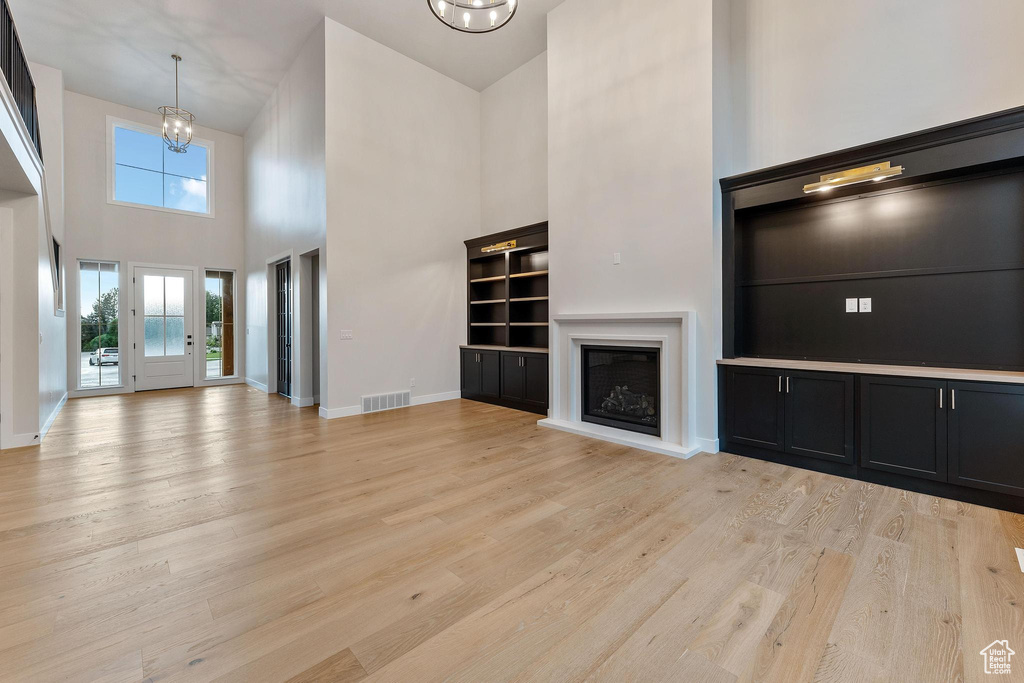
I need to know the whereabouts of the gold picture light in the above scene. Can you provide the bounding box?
[803,161,904,194]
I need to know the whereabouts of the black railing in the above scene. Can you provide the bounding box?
[0,0,40,158]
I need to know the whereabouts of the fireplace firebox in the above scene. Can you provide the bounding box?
[581,345,660,436]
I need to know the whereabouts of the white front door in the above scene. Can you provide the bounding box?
[134,267,194,391]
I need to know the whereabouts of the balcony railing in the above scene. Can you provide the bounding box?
[0,0,40,159]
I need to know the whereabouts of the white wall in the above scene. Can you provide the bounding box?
[323,18,480,415]
[0,62,66,449]
[62,90,246,394]
[548,0,718,447]
[32,62,67,437]
[243,23,327,403]
[480,51,547,233]
[730,0,1024,172]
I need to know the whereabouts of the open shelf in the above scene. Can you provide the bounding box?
[465,225,549,354]
[510,270,548,279]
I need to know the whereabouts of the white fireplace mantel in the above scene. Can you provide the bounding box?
[538,311,701,459]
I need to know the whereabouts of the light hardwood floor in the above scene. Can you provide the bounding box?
[0,385,1022,682]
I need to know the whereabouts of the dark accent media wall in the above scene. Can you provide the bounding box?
[722,106,1024,372]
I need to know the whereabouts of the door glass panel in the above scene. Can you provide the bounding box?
[144,317,164,356]
[165,276,185,316]
[144,276,164,315]
[165,317,185,355]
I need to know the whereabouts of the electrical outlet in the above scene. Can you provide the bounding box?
[410,378,416,388]
[846,298,858,313]
[613,252,621,265]
[340,330,354,341]
[859,297,872,313]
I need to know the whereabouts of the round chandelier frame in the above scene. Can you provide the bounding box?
[158,55,195,154]
[427,0,518,34]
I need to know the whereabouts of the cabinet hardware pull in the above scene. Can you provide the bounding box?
[939,388,943,409]
[786,377,790,393]
[951,389,956,410]
[778,376,782,393]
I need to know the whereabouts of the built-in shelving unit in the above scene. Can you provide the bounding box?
[717,105,1024,513]
[465,223,549,350]
[461,223,550,415]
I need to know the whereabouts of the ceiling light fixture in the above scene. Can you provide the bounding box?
[803,161,904,194]
[158,54,195,154]
[428,0,517,33]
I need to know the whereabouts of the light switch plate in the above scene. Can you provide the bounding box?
[859,298,872,313]
[846,298,859,313]
[613,252,621,265]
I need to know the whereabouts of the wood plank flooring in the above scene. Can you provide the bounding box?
[0,385,1022,682]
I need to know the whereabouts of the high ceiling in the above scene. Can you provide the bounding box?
[10,0,564,136]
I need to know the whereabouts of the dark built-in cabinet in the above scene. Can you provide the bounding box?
[460,223,549,415]
[724,367,854,464]
[860,376,947,481]
[719,106,1024,512]
[461,348,500,399]
[721,364,1024,512]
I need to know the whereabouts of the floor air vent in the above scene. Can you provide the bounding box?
[362,391,412,414]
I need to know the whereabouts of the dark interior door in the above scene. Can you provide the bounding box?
[276,260,292,397]
[860,376,946,481]
[948,381,1024,497]
[725,366,785,451]
[784,371,855,463]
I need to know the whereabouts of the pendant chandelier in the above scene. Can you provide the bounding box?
[158,54,195,154]
[428,0,517,33]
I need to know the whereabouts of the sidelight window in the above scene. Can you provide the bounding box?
[79,261,120,388]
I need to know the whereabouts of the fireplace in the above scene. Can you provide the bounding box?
[581,345,660,436]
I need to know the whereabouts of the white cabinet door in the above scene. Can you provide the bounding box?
[134,267,194,391]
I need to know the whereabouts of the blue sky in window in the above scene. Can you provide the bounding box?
[114,126,208,213]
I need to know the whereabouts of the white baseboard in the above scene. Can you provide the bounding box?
[200,377,245,387]
[538,417,704,460]
[245,377,269,393]
[411,390,461,406]
[697,437,720,454]
[291,396,315,408]
[319,405,360,420]
[319,390,461,420]
[6,432,39,449]
[39,392,67,441]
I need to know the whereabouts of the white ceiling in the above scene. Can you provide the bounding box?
[10,0,563,136]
